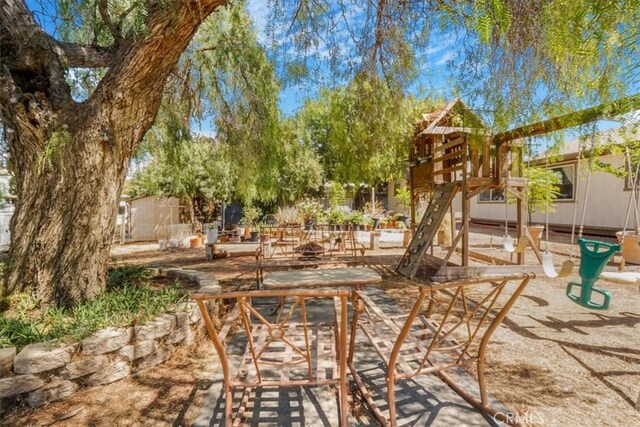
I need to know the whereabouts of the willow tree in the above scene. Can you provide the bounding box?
[294,74,440,185]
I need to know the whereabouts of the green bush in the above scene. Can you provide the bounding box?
[326,208,347,224]
[348,210,365,225]
[326,181,346,208]
[0,266,188,350]
[296,198,324,221]
[241,205,263,227]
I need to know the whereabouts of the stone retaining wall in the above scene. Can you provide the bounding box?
[0,267,220,412]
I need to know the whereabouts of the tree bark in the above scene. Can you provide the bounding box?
[0,0,226,307]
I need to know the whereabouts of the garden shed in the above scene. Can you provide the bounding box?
[129,196,191,242]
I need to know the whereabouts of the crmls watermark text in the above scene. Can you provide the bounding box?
[493,411,546,425]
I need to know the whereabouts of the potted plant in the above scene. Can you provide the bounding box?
[521,167,561,247]
[378,216,388,229]
[363,200,384,229]
[348,210,365,231]
[206,223,218,244]
[597,134,640,263]
[363,216,374,231]
[297,198,323,230]
[326,208,347,231]
[395,186,412,227]
[275,205,300,226]
[393,213,407,229]
[382,213,397,229]
[242,205,262,242]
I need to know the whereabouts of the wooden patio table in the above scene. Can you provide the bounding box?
[262,266,382,290]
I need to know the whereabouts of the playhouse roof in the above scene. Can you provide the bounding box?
[415,99,487,136]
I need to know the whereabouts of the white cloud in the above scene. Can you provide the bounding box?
[426,34,456,56]
[435,51,457,66]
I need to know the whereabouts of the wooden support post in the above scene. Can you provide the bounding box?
[449,202,456,248]
[462,191,470,267]
[471,145,480,177]
[434,135,444,184]
[482,140,491,178]
[516,146,526,265]
[409,133,416,229]
[516,197,526,265]
[462,138,470,267]
[498,143,510,182]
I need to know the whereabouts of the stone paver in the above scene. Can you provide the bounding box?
[26,379,78,408]
[82,327,133,355]
[0,375,45,398]
[14,341,77,374]
[60,355,109,380]
[0,347,16,377]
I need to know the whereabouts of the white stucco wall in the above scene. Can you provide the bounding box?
[469,154,633,231]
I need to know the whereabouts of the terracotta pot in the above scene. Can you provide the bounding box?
[616,231,640,264]
[190,237,202,248]
[527,225,544,249]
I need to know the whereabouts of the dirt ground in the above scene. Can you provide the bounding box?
[4,231,640,426]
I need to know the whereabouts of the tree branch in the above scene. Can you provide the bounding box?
[0,0,70,104]
[98,0,122,43]
[92,0,228,154]
[52,41,114,68]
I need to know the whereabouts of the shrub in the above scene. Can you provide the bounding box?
[241,205,262,227]
[296,198,324,222]
[326,208,347,224]
[326,181,346,208]
[274,206,300,225]
[348,210,365,225]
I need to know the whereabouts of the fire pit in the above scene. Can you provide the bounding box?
[294,242,325,260]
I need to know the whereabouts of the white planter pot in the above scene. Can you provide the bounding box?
[616,231,640,264]
[206,229,218,244]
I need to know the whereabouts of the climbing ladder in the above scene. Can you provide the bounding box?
[396,182,458,278]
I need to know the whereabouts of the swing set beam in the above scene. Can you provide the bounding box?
[493,94,640,145]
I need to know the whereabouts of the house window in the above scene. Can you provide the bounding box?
[550,164,575,200]
[478,189,505,203]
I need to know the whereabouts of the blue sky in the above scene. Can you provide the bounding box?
[245,0,457,116]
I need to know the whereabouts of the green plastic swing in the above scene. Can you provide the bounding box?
[566,238,620,310]
[558,145,625,310]
[563,144,640,310]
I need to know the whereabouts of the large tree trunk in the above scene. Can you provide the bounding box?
[0,0,225,307]
[7,116,128,305]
